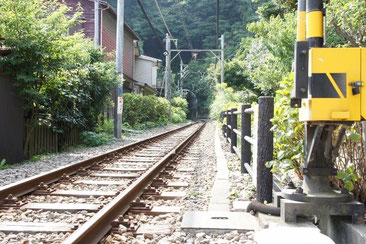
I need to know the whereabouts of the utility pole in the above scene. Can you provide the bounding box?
[164,34,172,123]
[164,34,171,100]
[180,60,183,95]
[114,0,124,138]
[94,0,100,48]
[220,34,224,84]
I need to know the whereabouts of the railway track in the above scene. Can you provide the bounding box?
[0,122,205,243]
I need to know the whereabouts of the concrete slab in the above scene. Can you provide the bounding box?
[331,219,366,244]
[207,129,230,211]
[232,201,251,212]
[254,223,335,244]
[181,211,259,234]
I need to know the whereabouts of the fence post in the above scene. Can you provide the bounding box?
[222,112,227,137]
[256,96,274,203]
[226,110,231,143]
[241,104,251,174]
[231,108,238,153]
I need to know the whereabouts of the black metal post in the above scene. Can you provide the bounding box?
[231,108,238,153]
[241,104,251,174]
[224,111,228,138]
[226,110,231,143]
[257,97,274,203]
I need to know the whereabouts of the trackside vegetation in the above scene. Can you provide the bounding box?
[210,0,366,203]
[0,0,117,155]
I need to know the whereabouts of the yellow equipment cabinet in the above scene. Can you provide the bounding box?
[299,48,363,121]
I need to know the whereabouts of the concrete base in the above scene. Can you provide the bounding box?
[331,218,366,244]
[181,211,259,234]
[254,222,335,244]
[232,201,251,212]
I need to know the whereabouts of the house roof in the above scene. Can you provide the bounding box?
[137,55,162,63]
[135,82,157,94]
[100,1,140,41]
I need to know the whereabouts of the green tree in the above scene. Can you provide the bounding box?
[0,0,117,154]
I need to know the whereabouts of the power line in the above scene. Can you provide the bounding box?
[216,0,220,47]
[136,0,165,53]
[153,0,183,62]
[175,0,193,50]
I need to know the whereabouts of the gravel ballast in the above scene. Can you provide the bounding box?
[0,123,190,187]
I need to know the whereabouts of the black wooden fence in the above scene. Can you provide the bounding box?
[221,96,274,203]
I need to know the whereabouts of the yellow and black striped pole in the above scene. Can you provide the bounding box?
[306,0,324,47]
[297,0,306,42]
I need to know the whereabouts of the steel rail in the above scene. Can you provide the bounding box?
[0,123,195,202]
[63,122,205,244]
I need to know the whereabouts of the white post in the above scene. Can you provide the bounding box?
[220,34,224,84]
[180,60,183,95]
[114,0,124,138]
[94,0,100,48]
[164,34,171,100]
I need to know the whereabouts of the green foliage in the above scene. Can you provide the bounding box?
[123,93,172,126]
[210,83,257,120]
[114,0,263,59]
[267,74,304,181]
[171,106,187,124]
[336,166,361,192]
[97,120,114,134]
[0,0,117,154]
[0,159,9,170]
[81,131,112,147]
[171,97,189,114]
[327,0,366,47]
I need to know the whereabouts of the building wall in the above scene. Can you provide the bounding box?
[101,10,116,55]
[0,76,24,164]
[134,58,153,86]
[65,0,135,77]
[65,0,95,39]
[123,34,134,78]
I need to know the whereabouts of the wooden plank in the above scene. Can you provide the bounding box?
[177,167,195,172]
[90,173,139,178]
[119,158,156,162]
[103,167,146,172]
[49,190,116,197]
[0,222,76,233]
[114,162,151,167]
[166,182,189,188]
[134,154,161,157]
[129,206,181,215]
[136,224,172,236]
[21,203,100,212]
[157,191,185,199]
[75,180,127,185]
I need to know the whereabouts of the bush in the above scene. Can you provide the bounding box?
[81,131,111,147]
[171,106,187,124]
[172,97,189,114]
[267,73,304,181]
[210,83,257,120]
[97,120,114,134]
[123,93,170,126]
[0,159,8,170]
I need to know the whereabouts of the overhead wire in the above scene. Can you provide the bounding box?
[216,0,220,47]
[175,0,193,50]
[153,0,183,63]
[136,0,165,54]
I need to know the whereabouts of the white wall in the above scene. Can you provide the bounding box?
[134,58,153,86]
